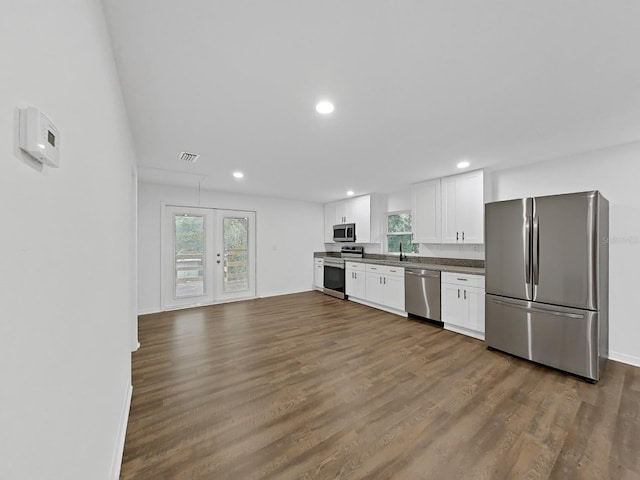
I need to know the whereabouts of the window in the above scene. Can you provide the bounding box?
[386,211,419,254]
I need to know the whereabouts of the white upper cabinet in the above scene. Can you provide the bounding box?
[324,195,378,244]
[348,195,371,243]
[411,178,442,244]
[441,170,484,244]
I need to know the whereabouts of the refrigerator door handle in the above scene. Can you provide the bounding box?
[490,298,585,319]
[532,216,540,286]
[525,215,531,285]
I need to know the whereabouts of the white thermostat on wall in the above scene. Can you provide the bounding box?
[19,107,60,168]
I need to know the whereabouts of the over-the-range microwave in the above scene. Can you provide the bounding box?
[333,223,356,242]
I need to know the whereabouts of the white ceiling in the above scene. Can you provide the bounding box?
[102,0,640,203]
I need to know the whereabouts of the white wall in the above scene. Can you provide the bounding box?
[489,141,640,367]
[138,182,325,313]
[0,1,137,479]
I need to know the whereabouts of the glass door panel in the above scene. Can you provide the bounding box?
[223,217,249,293]
[216,210,256,301]
[163,206,214,310]
[174,214,206,298]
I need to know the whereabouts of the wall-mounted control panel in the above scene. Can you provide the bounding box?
[19,107,60,168]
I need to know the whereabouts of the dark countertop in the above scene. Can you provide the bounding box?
[314,252,485,276]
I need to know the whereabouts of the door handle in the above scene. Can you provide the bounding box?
[525,215,531,285]
[533,216,540,286]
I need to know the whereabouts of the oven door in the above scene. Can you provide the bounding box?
[323,264,345,299]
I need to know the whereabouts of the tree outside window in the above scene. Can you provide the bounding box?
[387,211,419,254]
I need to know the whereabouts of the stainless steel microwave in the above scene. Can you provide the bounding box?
[333,223,356,242]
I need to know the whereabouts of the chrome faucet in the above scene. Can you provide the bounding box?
[399,243,406,261]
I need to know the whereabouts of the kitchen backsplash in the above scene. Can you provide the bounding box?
[315,250,484,268]
[323,242,485,261]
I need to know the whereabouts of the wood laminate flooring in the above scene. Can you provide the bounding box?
[121,291,640,480]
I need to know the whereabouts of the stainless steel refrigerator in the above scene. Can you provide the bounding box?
[485,191,609,381]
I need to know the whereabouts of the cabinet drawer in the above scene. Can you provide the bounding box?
[384,266,404,277]
[345,262,365,271]
[441,272,485,288]
[366,263,404,276]
[315,258,325,265]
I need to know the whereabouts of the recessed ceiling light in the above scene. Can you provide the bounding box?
[233,171,244,179]
[347,190,354,196]
[315,101,334,114]
[457,161,471,169]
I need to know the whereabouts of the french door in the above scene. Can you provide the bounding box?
[215,210,256,302]
[162,206,255,310]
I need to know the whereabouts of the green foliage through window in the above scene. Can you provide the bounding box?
[387,212,419,253]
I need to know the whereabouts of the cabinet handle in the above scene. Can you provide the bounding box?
[379,277,382,284]
[462,231,465,241]
[384,277,386,284]
[458,288,460,298]
[464,290,467,300]
[456,232,459,241]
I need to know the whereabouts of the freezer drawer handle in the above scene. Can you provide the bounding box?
[490,298,585,319]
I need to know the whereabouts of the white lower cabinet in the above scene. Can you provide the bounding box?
[345,262,366,299]
[364,264,405,313]
[441,272,485,340]
[314,258,324,289]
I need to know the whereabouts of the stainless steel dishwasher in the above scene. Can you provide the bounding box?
[405,268,442,324]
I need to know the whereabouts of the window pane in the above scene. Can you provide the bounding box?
[223,217,249,292]
[387,234,419,253]
[174,214,205,298]
[388,212,412,233]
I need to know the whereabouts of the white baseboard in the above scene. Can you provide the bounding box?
[258,288,313,299]
[110,383,133,480]
[609,350,640,368]
[347,296,408,318]
[444,323,485,341]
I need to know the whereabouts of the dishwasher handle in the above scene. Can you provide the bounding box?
[405,269,440,278]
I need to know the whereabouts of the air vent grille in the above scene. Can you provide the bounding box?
[178,152,200,163]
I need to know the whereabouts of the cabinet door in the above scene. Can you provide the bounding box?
[345,269,356,296]
[442,283,466,327]
[324,204,336,243]
[346,269,366,298]
[466,286,485,333]
[315,264,324,288]
[334,201,348,224]
[348,195,371,243]
[441,176,459,244]
[365,272,384,305]
[383,274,405,311]
[456,170,484,243]
[353,271,366,299]
[412,179,441,243]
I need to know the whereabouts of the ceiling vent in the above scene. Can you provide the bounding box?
[178,151,200,163]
